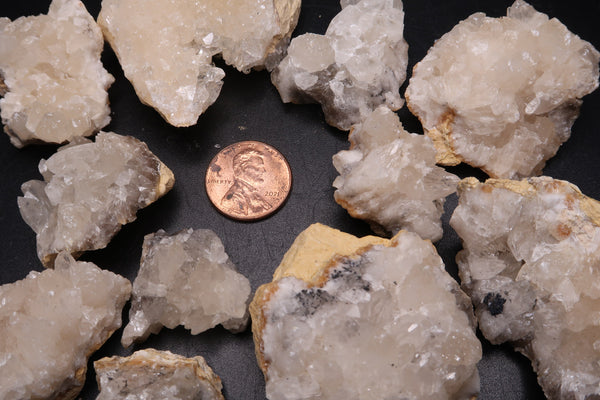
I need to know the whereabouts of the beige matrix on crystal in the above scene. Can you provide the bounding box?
[122,228,252,347]
[451,177,600,400]
[0,0,114,148]
[0,252,131,400]
[98,0,301,127]
[18,132,174,267]
[271,0,408,130]
[250,223,481,400]
[406,0,599,179]
[333,106,459,241]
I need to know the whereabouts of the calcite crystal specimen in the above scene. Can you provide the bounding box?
[271,0,408,130]
[18,132,174,267]
[95,349,224,400]
[250,223,481,400]
[333,106,459,241]
[405,0,600,179]
[98,0,301,126]
[0,0,114,148]
[451,177,600,400]
[122,228,251,347]
[0,252,131,400]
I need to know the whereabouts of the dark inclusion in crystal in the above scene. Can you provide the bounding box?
[483,292,506,316]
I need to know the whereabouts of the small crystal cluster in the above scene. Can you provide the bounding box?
[406,0,599,178]
[333,106,459,241]
[0,0,114,148]
[271,0,408,130]
[451,177,600,400]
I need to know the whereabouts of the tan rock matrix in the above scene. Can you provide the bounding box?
[451,177,600,400]
[406,0,599,179]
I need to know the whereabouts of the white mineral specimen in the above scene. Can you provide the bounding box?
[18,132,175,267]
[0,0,114,148]
[250,223,481,400]
[98,0,301,126]
[271,0,408,130]
[95,349,224,400]
[451,177,600,400]
[405,0,600,179]
[0,252,131,400]
[122,228,252,347]
[333,106,459,241]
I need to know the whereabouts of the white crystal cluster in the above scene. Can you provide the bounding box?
[98,0,301,126]
[18,132,174,267]
[0,252,131,400]
[406,0,599,179]
[271,0,408,130]
[451,177,600,400]
[0,0,114,148]
[95,349,224,400]
[251,224,481,400]
[333,106,459,241]
[122,228,252,347]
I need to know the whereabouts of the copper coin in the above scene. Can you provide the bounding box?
[205,141,292,221]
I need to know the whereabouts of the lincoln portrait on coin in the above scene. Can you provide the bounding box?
[220,148,272,216]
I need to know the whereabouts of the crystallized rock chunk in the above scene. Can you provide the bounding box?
[98,0,301,126]
[95,349,224,400]
[18,132,174,267]
[0,0,114,148]
[250,223,481,400]
[333,106,459,241]
[0,252,131,400]
[122,228,251,347]
[406,0,600,179]
[451,177,600,400]
[271,0,408,130]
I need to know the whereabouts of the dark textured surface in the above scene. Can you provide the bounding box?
[0,1,599,399]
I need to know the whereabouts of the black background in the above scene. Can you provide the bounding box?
[1,1,599,399]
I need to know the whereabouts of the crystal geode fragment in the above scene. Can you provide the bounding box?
[271,0,408,130]
[250,223,481,400]
[405,0,600,179]
[333,106,459,241]
[451,177,600,400]
[98,0,301,126]
[18,132,175,267]
[95,349,224,400]
[122,228,252,347]
[0,252,131,400]
[0,0,114,148]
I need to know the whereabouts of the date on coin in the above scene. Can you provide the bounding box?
[205,141,292,221]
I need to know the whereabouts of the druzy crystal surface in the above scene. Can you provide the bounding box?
[122,228,251,347]
[406,0,599,179]
[0,252,131,400]
[333,106,459,241]
[451,177,600,400]
[18,132,174,267]
[98,0,301,126]
[271,0,408,130]
[95,349,224,400]
[251,223,481,400]
[0,0,114,148]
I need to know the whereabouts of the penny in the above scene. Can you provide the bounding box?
[205,141,292,221]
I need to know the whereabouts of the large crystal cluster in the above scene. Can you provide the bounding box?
[0,0,114,148]
[406,0,599,179]
[250,223,481,400]
[271,0,408,130]
[18,132,174,267]
[333,106,459,241]
[451,177,600,400]
[122,228,252,347]
[0,252,131,400]
[95,349,225,400]
[98,0,301,126]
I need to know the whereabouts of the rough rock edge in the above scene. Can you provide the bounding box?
[263,0,302,71]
